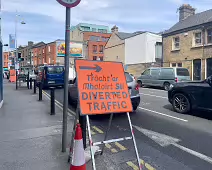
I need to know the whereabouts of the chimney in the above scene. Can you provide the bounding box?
[111,25,118,34]
[179,4,195,21]
[28,41,34,47]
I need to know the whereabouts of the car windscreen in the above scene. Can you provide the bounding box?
[47,66,64,74]
[177,68,189,76]
[125,72,133,83]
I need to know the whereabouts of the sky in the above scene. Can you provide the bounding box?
[1,0,212,49]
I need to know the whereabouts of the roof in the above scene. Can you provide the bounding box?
[32,41,45,48]
[163,9,212,35]
[116,31,145,40]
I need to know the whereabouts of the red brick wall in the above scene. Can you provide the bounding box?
[83,32,111,60]
[46,42,56,64]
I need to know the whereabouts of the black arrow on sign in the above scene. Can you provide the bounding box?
[79,64,102,72]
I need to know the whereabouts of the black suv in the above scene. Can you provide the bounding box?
[168,76,212,114]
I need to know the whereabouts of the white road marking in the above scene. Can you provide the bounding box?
[133,125,212,164]
[42,91,75,117]
[141,87,165,92]
[140,93,167,99]
[138,107,188,122]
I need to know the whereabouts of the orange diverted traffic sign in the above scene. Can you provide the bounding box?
[75,60,133,115]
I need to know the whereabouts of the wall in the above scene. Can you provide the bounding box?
[125,32,162,65]
[83,32,111,60]
[46,42,56,64]
[104,33,125,63]
[163,29,204,79]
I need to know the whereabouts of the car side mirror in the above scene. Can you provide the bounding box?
[206,76,212,87]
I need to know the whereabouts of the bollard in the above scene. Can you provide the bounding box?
[30,78,32,89]
[50,87,55,115]
[79,113,87,149]
[33,79,37,94]
[16,70,18,90]
[38,82,42,101]
[27,72,30,89]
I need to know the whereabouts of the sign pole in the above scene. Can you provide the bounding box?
[62,7,71,152]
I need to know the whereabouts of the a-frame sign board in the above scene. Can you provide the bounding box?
[71,59,142,170]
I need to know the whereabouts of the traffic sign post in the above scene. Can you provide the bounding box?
[74,59,142,170]
[56,0,81,153]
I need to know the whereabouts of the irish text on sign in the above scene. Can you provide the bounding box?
[75,60,133,115]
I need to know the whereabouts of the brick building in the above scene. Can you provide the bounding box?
[19,41,34,66]
[70,23,111,61]
[163,4,212,80]
[32,42,46,66]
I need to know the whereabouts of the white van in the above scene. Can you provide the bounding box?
[137,67,190,90]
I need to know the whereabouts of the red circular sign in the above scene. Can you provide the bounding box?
[56,0,81,8]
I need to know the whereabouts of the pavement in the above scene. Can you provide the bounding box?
[44,86,212,170]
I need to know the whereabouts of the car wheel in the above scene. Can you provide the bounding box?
[172,93,191,114]
[163,82,170,91]
[137,80,142,87]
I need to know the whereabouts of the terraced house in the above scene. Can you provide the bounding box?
[163,4,212,80]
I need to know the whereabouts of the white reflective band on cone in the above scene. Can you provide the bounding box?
[72,139,86,166]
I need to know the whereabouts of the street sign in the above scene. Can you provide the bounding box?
[75,60,133,115]
[56,0,81,8]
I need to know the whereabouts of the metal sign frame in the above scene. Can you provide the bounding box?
[68,59,142,170]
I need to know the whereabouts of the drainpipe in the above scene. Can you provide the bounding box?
[202,26,205,80]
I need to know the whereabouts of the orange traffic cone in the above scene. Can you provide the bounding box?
[70,123,86,170]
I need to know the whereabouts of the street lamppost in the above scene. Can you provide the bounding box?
[15,12,26,70]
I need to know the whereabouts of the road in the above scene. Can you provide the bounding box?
[44,87,212,170]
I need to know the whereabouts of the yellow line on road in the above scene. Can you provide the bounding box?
[91,130,96,135]
[126,161,139,170]
[105,143,118,153]
[126,159,156,170]
[115,142,127,151]
[145,163,155,170]
[92,126,104,134]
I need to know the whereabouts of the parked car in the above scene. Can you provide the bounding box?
[68,72,141,111]
[137,67,190,90]
[168,75,212,114]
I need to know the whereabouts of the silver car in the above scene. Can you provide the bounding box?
[68,72,141,111]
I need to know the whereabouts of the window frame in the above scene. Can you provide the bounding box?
[193,31,202,46]
[172,36,180,50]
[207,28,212,44]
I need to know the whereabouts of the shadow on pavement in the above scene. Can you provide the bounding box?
[163,104,212,121]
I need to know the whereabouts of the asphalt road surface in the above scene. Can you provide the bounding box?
[44,87,212,170]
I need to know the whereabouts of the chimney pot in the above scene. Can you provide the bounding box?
[179,4,195,21]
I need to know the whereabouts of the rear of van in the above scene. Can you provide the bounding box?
[174,68,190,83]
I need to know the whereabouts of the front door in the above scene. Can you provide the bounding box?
[193,59,201,80]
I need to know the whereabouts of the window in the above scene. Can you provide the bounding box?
[101,37,109,42]
[92,28,96,32]
[82,26,90,31]
[99,57,103,61]
[99,45,104,53]
[151,69,159,76]
[47,66,64,74]
[124,72,133,83]
[173,37,180,49]
[42,49,44,54]
[161,68,174,76]
[93,45,97,53]
[89,36,100,42]
[142,69,150,75]
[172,63,176,67]
[207,28,212,44]
[177,63,182,67]
[194,32,202,45]
[93,56,97,60]
[176,68,189,76]
[48,46,51,52]
[98,29,107,33]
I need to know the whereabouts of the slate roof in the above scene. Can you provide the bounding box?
[116,31,145,40]
[32,41,45,48]
[164,9,212,35]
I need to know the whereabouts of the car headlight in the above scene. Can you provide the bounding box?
[169,84,174,90]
